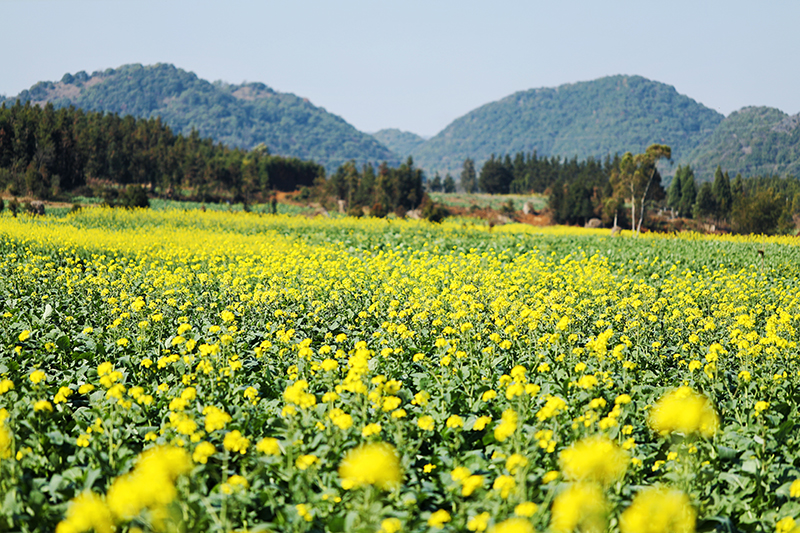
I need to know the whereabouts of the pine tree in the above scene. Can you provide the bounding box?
[677,166,697,218]
[443,174,456,193]
[732,173,745,197]
[666,169,683,212]
[460,158,477,193]
[429,173,443,192]
[712,166,733,220]
[693,182,716,219]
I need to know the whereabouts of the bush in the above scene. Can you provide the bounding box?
[420,194,449,223]
[120,185,150,209]
[370,202,388,218]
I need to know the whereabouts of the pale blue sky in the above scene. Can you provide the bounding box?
[2,0,798,137]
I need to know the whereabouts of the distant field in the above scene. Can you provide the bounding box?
[430,192,548,212]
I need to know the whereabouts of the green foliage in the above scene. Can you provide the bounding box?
[460,158,477,193]
[673,165,698,218]
[328,157,424,214]
[443,174,456,194]
[730,175,800,234]
[370,129,424,160]
[732,190,785,234]
[5,64,397,174]
[0,101,324,201]
[478,155,514,194]
[693,182,716,219]
[120,185,150,209]
[429,173,443,192]
[682,107,800,181]
[419,193,450,222]
[712,166,733,220]
[412,75,723,177]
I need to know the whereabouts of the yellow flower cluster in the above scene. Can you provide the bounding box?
[338,442,402,490]
[648,386,719,438]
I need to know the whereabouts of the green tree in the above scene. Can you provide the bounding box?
[666,171,682,213]
[732,190,784,234]
[693,182,716,219]
[460,158,477,193]
[429,173,443,192]
[677,167,697,218]
[610,144,671,234]
[479,154,513,194]
[443,174,456,193]
[712,166,733,220]
[731,173,744,196]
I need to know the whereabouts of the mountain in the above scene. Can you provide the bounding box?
[2,63,399,174]
[371,129,426,160]
[410,75,724,177]
[680,106,800,181]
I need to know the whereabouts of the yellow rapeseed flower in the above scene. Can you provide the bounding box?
[256,437,281,455]
[467,512,490,532]
[619,487,695,533]
[428,509,451,529]
[0,379,14,394]
[106,446,191,520]
[417,415,435,431]
[0,411,12,460]
[55,491,113,533]
[296,454,318,470]
[494,409,518,442]
[489,517,535,533]
[192,441,216,464]
[648,386,719,438]
[493,475,516,498]
[223,430,250,454]
[34,400,53,412]
[559,434,628,485]
[550,482,607,533]
[338,442,402,490]
[379,517,402,533]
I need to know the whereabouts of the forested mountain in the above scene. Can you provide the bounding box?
[411,75,723,177]
[371,129,426,160]
[3,63,399,173]
[680,106,800,181]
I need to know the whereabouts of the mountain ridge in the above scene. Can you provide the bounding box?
[408,75,725,178]
[2,63,399,174]
[6,67,800,184]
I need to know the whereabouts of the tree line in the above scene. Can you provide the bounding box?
[326,157,447,220]
[667,165,800,234]
[456,148,800,234]
[0,101,323,204]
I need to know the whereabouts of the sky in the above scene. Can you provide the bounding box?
[2,0,799,138]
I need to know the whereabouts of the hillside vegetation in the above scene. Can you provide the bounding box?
[682,106,800,181]
[410,75,723,177]
[3,63,398,173]
[0,101,323,203]
[371,129,426,159]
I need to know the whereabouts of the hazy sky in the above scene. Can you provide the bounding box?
[2,0,798,137]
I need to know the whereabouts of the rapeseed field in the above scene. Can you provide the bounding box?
[1,208,800,533]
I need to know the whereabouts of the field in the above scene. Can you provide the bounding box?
[2,208,800,533]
